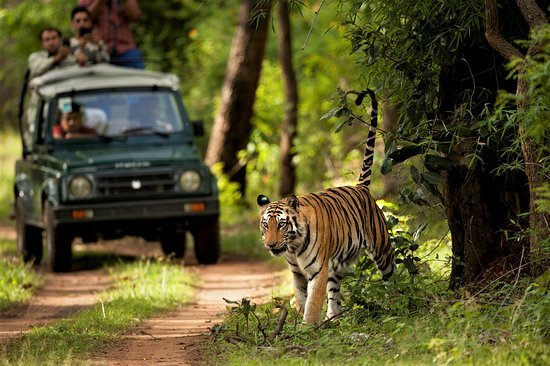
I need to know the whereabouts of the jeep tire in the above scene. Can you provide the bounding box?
[192,219,220,265]
[44,201,73,272]
[159,227,186,258]
[16,196,43,265]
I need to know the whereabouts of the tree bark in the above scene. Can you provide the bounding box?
[438,42,530,289]
[277,0,298,198]
[205,0,271,197]
[484,0,549,276]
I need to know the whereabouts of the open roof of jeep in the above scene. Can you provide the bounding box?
[30,64,181,98]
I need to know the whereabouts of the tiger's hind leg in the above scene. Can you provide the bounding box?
[325,267,344,320]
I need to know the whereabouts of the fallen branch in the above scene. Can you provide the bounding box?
[270,307,288,340]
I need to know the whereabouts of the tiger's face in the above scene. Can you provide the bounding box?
[257,195,300,256]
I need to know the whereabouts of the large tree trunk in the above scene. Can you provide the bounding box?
[484,0,549,276]
[277,0,298,198]
[205,0,271,197]
[438,43,530,289]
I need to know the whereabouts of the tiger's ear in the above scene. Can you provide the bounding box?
[257,194,271,208]
[288,195,299,211]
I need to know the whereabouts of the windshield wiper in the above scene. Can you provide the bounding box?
[121,127,170,138]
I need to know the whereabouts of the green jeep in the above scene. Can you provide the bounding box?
[14,64,220,272]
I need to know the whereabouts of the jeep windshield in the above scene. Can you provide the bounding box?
[49,89,187,141]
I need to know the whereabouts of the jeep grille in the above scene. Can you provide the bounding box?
[96,172,177,197]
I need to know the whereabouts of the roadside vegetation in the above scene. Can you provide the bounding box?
[0,238,39,311]
[0,131,18,224]
[209,215,549,365]
[1,257,195,365]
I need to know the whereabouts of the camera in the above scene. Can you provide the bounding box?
[79,27,93,37]
[62,38,71,47]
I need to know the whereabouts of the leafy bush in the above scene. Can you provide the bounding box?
[0,255,39,310]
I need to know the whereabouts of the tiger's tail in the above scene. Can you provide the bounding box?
[357,89,378,187]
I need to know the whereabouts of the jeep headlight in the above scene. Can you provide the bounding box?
[179,170,201,192]
[69,175,93,198]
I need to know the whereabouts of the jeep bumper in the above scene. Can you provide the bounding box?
[54,197,219,224]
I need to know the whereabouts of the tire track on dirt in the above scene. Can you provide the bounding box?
[0,269,111,342]
[88,259,285,366]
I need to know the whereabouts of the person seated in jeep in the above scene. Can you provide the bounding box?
[128,96,174,132]
[53,102,97,139]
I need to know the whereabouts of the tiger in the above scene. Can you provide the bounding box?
[257,89,395,324]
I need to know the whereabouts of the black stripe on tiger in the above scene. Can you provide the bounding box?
[357,89,378,187]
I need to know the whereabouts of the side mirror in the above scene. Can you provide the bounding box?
[192,120,204,136]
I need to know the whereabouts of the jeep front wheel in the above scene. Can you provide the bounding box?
[192,219,220,265]
[159,228,186,258]
[43,201,73,272]
[16,196,43,265]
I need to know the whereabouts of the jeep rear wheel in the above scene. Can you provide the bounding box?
[16,197,43,265]
[159,228,186,258]
[44,201,73,272]
[192,219,220,265]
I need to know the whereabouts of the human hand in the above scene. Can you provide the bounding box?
[54,46,71,63]
[90,31,100,45]
[76,51,88,66]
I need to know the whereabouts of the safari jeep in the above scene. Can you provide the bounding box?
[14,64,220,272]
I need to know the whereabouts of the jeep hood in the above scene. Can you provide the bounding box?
[53,144,203,170]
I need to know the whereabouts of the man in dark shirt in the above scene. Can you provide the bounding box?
[77,0,145,69]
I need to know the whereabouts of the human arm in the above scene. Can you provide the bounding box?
[52,124,64,139]
[28,52,55,78]
[65,127,97,139]
[79,0,106,20]
[28,47,72,78]
[121,0,141,22]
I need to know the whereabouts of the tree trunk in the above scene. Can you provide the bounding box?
[277,1,298,198]
[205,0,271,197]
[438,44,530,289]
[484,0,549,276]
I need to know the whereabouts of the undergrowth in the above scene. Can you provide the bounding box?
[209,210,549,366]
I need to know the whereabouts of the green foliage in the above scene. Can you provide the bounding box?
[3,258,194,364]
[0,128,21,224]
[0,0,75,129]
[342,203,451,316]
[212,267,549,366]
[0,251,40,311]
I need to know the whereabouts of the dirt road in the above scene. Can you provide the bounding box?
[0,233,285,365]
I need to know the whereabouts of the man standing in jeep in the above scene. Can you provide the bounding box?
[28,28,76,79]
[78,0,145,69]
[69,6,110,66]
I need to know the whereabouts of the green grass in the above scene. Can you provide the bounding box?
[0,130,19,224]
[0,238,40,312]
[209,273,549,366]
[1,258,195,365]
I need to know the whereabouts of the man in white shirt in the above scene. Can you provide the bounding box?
[28,28,76,79]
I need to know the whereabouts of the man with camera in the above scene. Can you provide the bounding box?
[77,0,144,69]
[70,6,109,66]
[28,28,76,79]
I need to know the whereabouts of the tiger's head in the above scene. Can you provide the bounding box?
[257,194,302,256]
